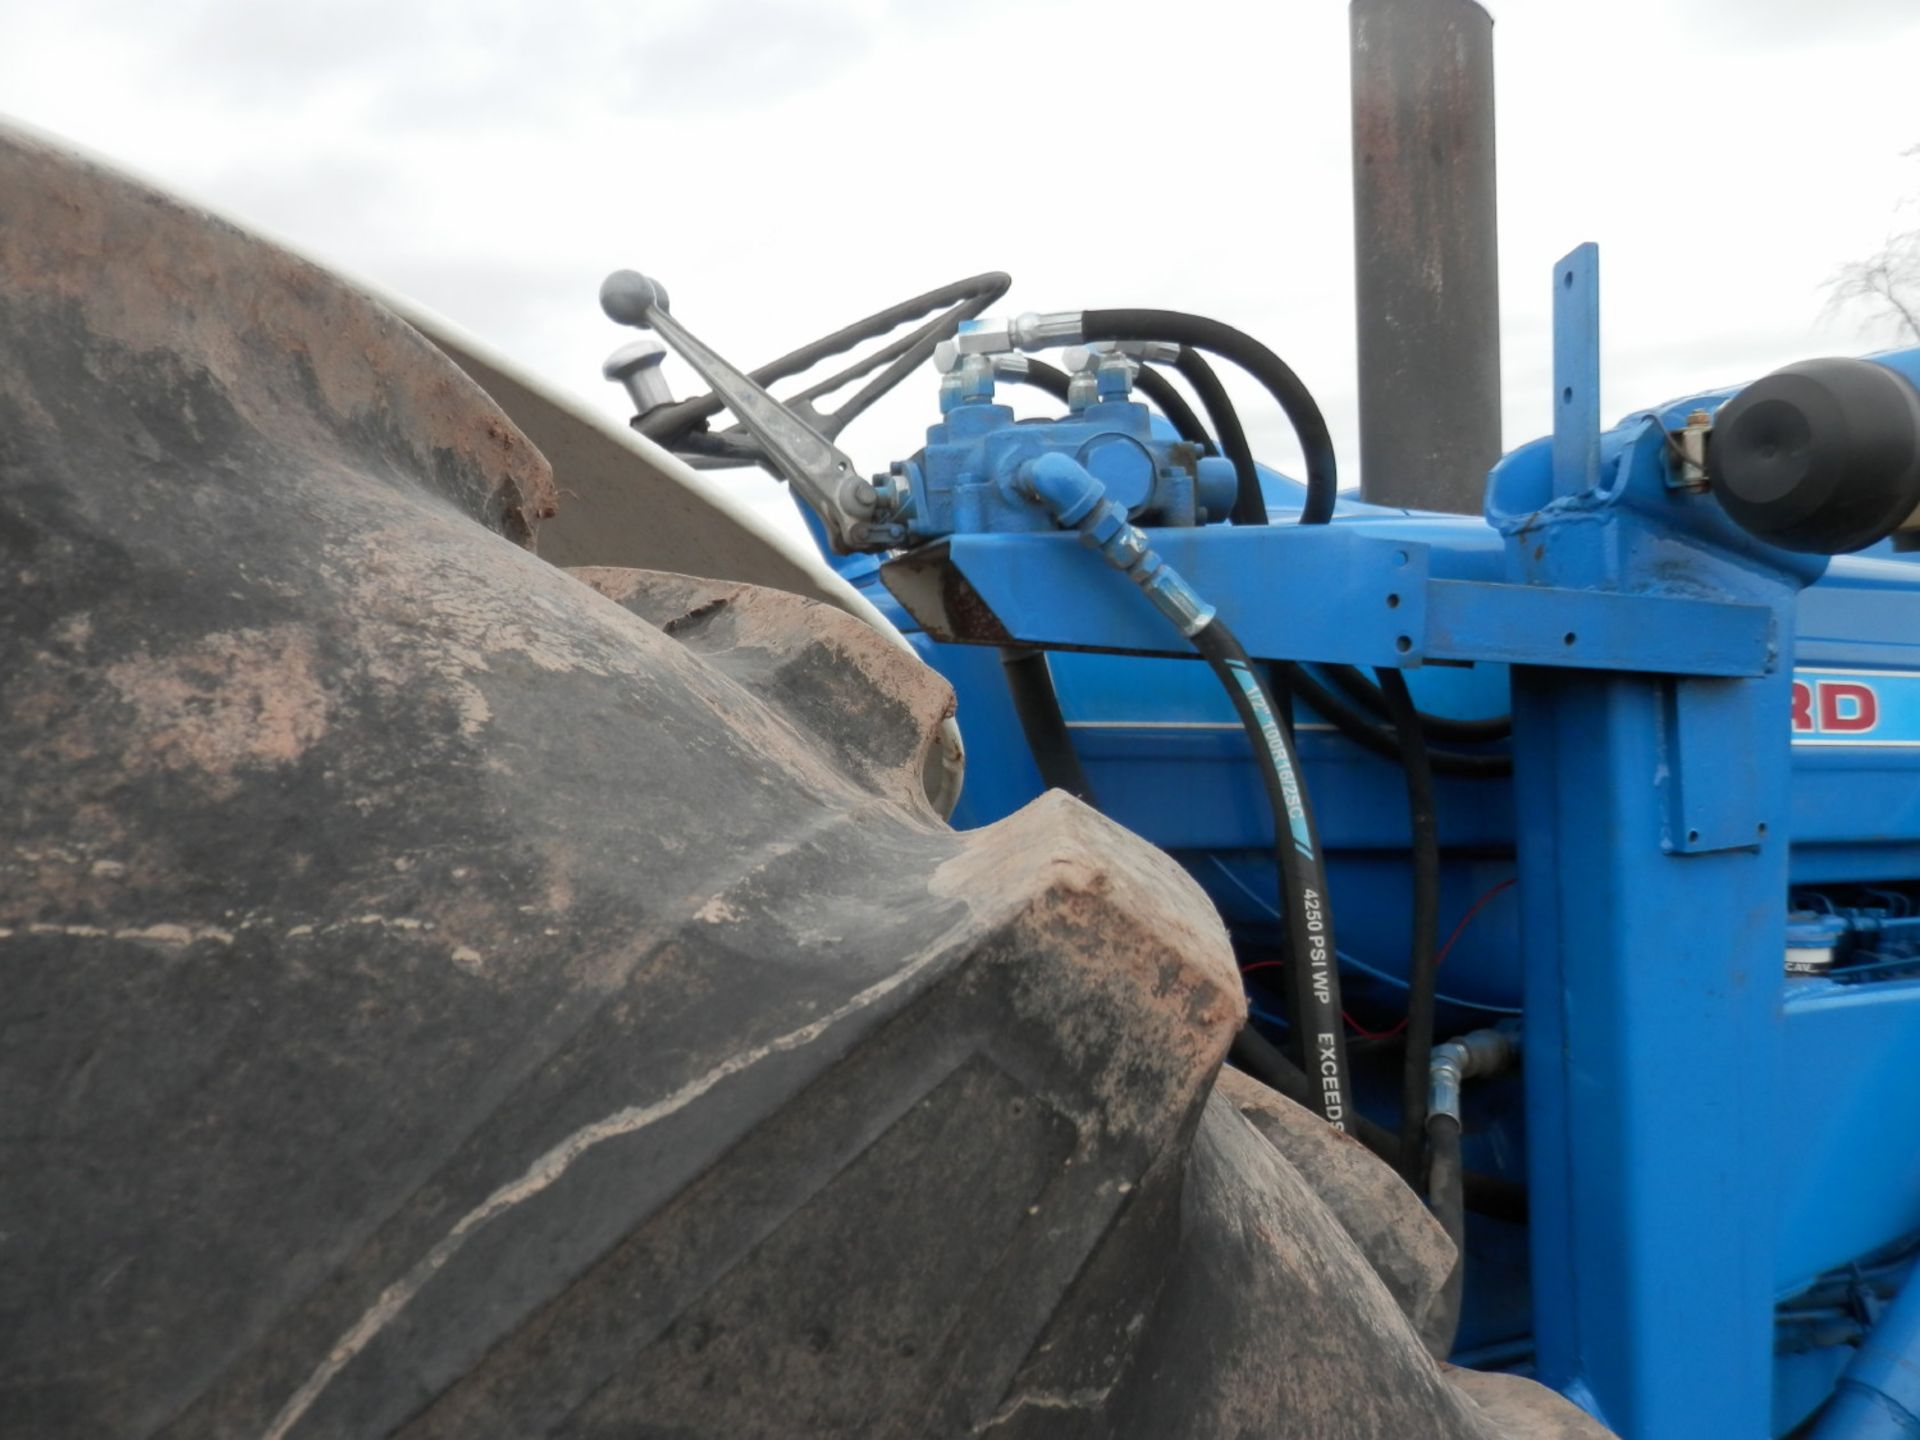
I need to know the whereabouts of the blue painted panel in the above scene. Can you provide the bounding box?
[1776,978,1920,1288]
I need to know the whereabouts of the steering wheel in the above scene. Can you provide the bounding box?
[631,272,1011,467]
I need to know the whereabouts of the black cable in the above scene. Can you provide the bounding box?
[1083,308,1337,525]
[1377,669,1441,1187]
[1282,662,1512,778]
[1426,1110,1468,1351]
[1172,347,1265,526]
[1325,663,1512,744]
[999,648,1096,805]
[1190,617,1350,1128]
[1229,1027,1525,1222]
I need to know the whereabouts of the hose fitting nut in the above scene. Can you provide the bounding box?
[1428,1027,1519,1124]
[955,311,1086,357]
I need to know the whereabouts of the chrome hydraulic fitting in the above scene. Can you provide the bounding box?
[1429,1027,1520,1124]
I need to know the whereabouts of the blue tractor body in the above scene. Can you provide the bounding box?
[786,256,1920,1437]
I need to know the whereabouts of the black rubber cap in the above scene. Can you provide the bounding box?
[1708,357,1920,554]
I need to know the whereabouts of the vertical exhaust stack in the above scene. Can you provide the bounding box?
[1350,0,1502,514]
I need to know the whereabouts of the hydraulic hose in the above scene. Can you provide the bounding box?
[998,648,1096,805]
[1229,1027,1526,1223]
[1377,668,1441,1187]
[1134,343,1512,749]
[1326,663,1512,745]
[1172,347,1264,526]
[1014,451,1350,1129]
[1189,616,1350,1125]
[1082,308,1338,525]
[996,362,1200,808]
[1283,663,1512,779]
[1133,366,1214,452]
[1018,358,1072,403]
[1425,1029,1517,1352]
[1427,1110,1468,1349]
[1010,359,1213,454]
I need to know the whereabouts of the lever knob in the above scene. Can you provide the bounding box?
[600,270,670,327]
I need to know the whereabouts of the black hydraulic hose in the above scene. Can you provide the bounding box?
[1171,347,1265,526]
[1228,1027,1525,1223]
[1427,1110,1468,1351]
[1083,308,1338,525]
[999,648,1097,805]
[1019,358,1073,402]
[1132,366,1213,452]
[1326,663,1513,744]
[1377,668,1441,1187]
[1148,348,1512,758]
[1190,617,1351,1128]
[1282,662,1512,779]
[1012,360,1213,455]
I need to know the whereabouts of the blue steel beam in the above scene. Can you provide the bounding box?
[1514,248,1780,1438]
[886,526,1776,677]
[1511,665,1786,1438]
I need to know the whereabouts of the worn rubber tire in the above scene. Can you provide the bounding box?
[0,121,1609,1440]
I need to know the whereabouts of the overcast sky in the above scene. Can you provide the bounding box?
[6,0,1919,540]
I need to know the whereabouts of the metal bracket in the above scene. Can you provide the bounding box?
[1662,678,1769,854]
[1552,243,1602,498]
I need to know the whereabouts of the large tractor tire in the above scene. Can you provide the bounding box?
[0,124,1607,1439]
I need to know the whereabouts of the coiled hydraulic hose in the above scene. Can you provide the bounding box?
[1377,668,1441,1186]
[1082,308,1338,525]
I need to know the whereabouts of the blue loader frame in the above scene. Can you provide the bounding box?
[838,249,1920,1438]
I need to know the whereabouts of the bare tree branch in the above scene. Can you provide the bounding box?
[1825,149,1920,343]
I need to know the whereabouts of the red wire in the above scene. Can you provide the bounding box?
[1345,1011,1406,1041]
[1238,876,1517,1040]
[1434,876,1517,970]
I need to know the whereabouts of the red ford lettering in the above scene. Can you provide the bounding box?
[1792,680,1814,733]
[1794,677,1882,737]
[1818,681,1878,734]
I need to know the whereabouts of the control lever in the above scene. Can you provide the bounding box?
[600,270,879,552]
